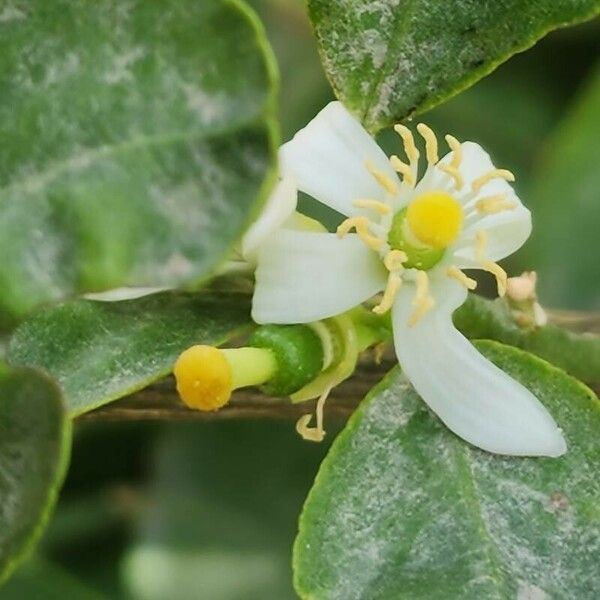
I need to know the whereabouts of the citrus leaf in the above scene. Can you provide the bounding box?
[454,294,600,387]
[294,341,600,599]
[308,0,600,131]
[0,0,278,327]
[0,364,72,586]
[7,292,252,416]
[522,61,600,310]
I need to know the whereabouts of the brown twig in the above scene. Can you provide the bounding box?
[81,310,599,423]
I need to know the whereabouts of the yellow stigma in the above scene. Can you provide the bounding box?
[406,192,463,249]
[174,345,233,411]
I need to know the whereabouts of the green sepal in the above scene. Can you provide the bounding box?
[291,314,360,403]
[248,325,324,396]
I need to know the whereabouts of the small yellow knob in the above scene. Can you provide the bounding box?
[174,345,233,411]
[406,191,463,249]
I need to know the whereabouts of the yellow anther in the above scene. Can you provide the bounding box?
[373,272,402,315]
[408,271,435,326]
[445,134,462,169]
[394,124,420,164]
[475,194,517,214]
[446,266,477,290]
[389,155,415,186]
[353,198,392,215]
[383,249,407,272]
[438,163,464,190]
[417,123,438,165]
[174,345,232,411]
[296,386,331,443]
[365,161,398,195]
[475,230,508,296]
[471,168,515,194]
[406,191,463,249]
[337,216,383,250]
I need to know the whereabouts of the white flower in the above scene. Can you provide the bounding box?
[251,101,566,457]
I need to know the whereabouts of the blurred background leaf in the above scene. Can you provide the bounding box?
[0,0,277,328]
[516,61,600,310]
[122,421,338,599]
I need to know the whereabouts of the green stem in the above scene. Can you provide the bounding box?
[221,347,277,390]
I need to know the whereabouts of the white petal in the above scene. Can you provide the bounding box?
[279,101,398,216]
[252,230,386,324]
[452,206,531,266]
[241,176,298,260]
[84,287,170,302]
[436,142,532,264]
[392,276,566,457]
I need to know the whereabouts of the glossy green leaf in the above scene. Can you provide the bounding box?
[0,364,71,586]
[454,294,600,386]
[294,341,600,599]
[308,0,600,131]
[0,0,278,327]
[7,292,252,416]
[521,61,600,310]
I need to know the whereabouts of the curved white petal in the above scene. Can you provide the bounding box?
[279,101,398,217]
[392,276,566,457]
[252,230,386,324]
[432,141,532,264]
[84,287,170,301]
[452,206,531,266]
[241,176,298,260]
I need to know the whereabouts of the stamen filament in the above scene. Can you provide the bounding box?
[383,249,408,271]
[408,270,435,326]
[353,198,392,215]
[446,266,477,290]
[417,123,438,165]
[337,216,383,250]
[373,272,402,315]
[438,164,464,190]
[471,168,515,194]
[365,161,398,195]
[475,230,508,296]
[445,134,462,169]
[475,194,517,214]
[389,155,415,186]
[394,124,420,164]
[296,386,331,442]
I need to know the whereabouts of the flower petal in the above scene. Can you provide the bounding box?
[252,230,386,324]
[241,176,298,260]
[392,276,566,457]
[437,141,532,263]
[279,101,398,216]
[453,206,531,265]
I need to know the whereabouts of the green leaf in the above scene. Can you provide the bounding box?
[454,294,600,387]
[520,61,600,310]
[308,0,600,131]
[0,364,72,586]
[0,0,278,327]
[7,292,252,416]
[294,341,600,599]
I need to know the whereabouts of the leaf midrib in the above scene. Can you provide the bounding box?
[453,442,510,599]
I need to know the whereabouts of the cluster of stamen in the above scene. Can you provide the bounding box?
[336,123,516,325]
